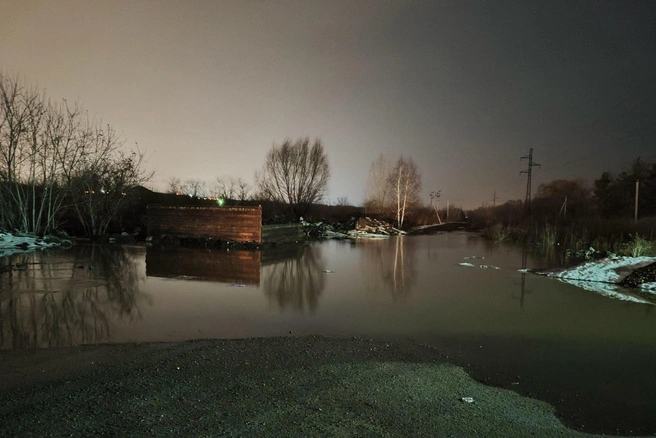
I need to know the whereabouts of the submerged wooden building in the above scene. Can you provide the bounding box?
[147,205,262,243]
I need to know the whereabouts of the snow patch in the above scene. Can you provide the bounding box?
[558,278,652,304]
[548,256,656,283]
[641,282,656,293]
[0,232,62,258]
[535,256,656,304]
[459,262,500,270]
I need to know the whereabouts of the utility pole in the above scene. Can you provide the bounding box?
[446,200,450,221]
[492,191,498,208]
[635,179,639,223]
[559,196,567,219]
[520,148,540,217]
[564,196,567,219]
[430,191,442,224]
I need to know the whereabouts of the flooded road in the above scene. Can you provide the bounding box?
[1,232,656,435]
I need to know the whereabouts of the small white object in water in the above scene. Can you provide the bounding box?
[231,283,246,287]
[323,269,335,274]
[460,397,474,403]
[459,262,475,267]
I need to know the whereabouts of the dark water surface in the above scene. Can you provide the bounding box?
[2,232,655,435]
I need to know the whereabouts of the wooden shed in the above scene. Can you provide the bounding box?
[147,205,262,243]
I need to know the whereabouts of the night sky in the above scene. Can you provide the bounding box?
[2,0,655,208]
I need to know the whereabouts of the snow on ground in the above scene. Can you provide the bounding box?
[538,255,656,304]
[0,232,61,258]
[548,256,656,283]
[641,282,656,293]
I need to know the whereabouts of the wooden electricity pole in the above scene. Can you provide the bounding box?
[635,179,639,223]
[559,196,567,219]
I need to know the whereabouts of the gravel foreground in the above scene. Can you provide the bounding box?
[0,336,638,437]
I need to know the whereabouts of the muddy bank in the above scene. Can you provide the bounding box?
[0,336,609,437]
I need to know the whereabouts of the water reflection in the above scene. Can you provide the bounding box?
[360,237,417,300]
[0,245,149,349]
[261,245,326,312]
[146,247,261,285]
[512,245,532,309]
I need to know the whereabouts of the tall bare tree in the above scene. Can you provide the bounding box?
[363,153,393,214]
[0,73,41,230]
[39,99,85,233]
[388,156,421,228]
[255,138,330,217]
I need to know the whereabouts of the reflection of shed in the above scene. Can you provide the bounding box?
[147,205,262,243]
[146,247,261,285]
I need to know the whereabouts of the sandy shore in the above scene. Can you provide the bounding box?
[0,336,635,437]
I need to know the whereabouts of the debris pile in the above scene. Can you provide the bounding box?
[304,217,405,240]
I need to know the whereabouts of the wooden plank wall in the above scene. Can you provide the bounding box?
[148,206,262,243]
[146,247,261,285]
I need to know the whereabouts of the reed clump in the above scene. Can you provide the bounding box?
[618,234,654,257]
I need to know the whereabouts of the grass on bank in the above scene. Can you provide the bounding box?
[481,218,656,258]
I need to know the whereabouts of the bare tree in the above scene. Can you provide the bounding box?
[64,122,153,236]
[212,175,236,199]
[388,156,421,228]
[363,154,393,214]
[0,73,42,230]
[0,72,152,236]
[179,179,207,198]
[255,138,330,217]
[234,177,251,203]
[167,177,181,194]
[39,99,86,233]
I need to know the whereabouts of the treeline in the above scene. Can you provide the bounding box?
[595,158,656,218]
[0,73,151,236]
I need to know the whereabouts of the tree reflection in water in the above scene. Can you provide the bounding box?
[261,245,326,312]
[0,245,150,349]
[360,237,417,300]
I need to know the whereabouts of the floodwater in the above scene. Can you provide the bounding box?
[1,232,656,435]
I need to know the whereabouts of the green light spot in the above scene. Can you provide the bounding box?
[217,198,225,206]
